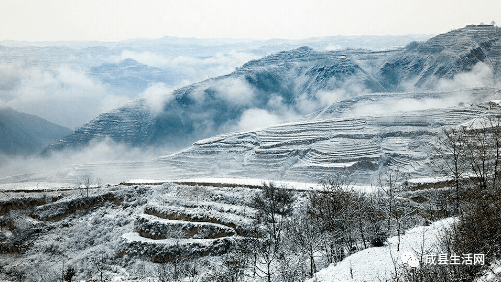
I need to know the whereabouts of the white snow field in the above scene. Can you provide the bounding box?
[307,218,456,282]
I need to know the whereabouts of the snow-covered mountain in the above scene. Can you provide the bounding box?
[377,25,501,91]
[89,58,181,95]
[43,26,501,156]
[38,88,497,185]
[4,27,501,282]
[44,46,392,153]
[41,101,155,154]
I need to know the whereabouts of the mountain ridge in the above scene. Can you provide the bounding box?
[44,26,501,155]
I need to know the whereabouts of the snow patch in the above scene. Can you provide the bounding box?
[121,232,215,246]
[406,176,452,185]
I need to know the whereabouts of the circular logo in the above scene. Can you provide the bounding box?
[401,252,420,268]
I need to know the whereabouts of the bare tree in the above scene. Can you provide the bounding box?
[253,182,294,245]
[252,182,294,282]
[220,250,249,282]
[404,115,501,281]
[286,211,323,278]
[461,117,501,192]
[307,178,388,262]
[91,255,108,282]
[378,169,412,251]
[77,171,93,198]
[431,127,468,215]
[157,263,173,282]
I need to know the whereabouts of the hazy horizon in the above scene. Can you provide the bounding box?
[0,0,499,42]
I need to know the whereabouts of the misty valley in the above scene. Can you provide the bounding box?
[2,25,501,281]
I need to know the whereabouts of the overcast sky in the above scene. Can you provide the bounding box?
[0,0,500,42]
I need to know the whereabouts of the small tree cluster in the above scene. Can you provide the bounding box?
[308,176,392,260]
[156,259,198,282]
[76,171,103,198]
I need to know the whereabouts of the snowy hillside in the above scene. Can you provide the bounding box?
[16,87,497,185]
[43,46,393,153]
[0,177,460,281]
[377,25,501,91]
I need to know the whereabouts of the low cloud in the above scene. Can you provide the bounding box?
[229,83,372,133]
[0,138,171,184]
[139,83,175,112]
[213,78,256,106]
[266,94,301,121]
[346,62,500,118]
[0,62,26,91]
[237,108,282,132]
[435,62,498,91]
[295,82,370,116]
[0,48,262,131]
[0,62,130,129]
[314,89,355,108]
[349,95,468,118]
[120,49,259,84]
[324,45,343,51]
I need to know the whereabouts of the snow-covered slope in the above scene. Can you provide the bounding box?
[43,101,155,153]
[13,87,495,185]
[44,47,391,153]
[306,218,456,282]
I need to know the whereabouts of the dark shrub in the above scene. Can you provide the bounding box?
[370,232,388,247]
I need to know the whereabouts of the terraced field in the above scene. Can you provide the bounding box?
[12,88,498,186]
[118,184,259,262]
[0,182,268,281]
[158,89,500,183]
